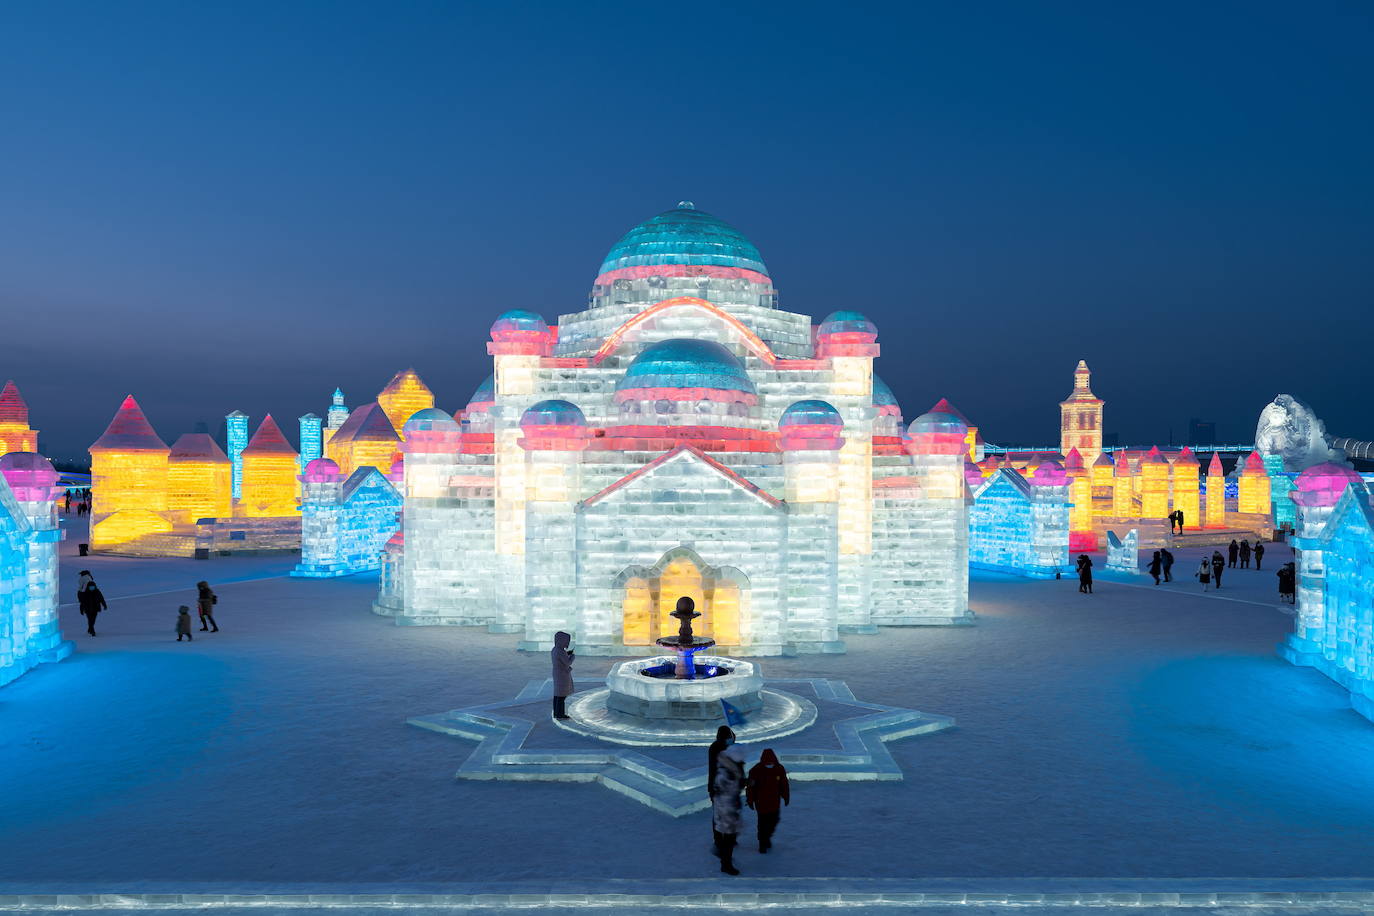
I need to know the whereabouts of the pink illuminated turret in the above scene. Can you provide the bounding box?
[488,310,554,357]
[779,400,845,451]
[0,380,29,425]
[1031,460,1069,487]
[1063,447,1085,473]
[1291,463,1364,508]
[1175,446,1199,466]
[1207,452,1225,477]
[91,395,169,453]
[0,452,59,502]
[814,311,879,359]
[301,457,343,484]
[518,400,591,451]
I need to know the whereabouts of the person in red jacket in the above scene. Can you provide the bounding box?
[745,748,790,853]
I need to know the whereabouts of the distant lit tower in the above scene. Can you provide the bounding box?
[298,413,323,472]
[225,410,249,500]
[1059,360,1104,464]
[0,380,39,459]
[327,388,349,435]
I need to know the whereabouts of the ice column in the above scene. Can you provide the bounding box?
[1140,447,1169,519]
[815,312,878,632]
[780,400,844,650]
[0,453,72,676]
[905,408,972,623]
[1238,451,1272,516]
[1064,448,1096,552]
[487,311,554,634]
[516,400,588,651]
[1029,460,1071,576]
[225,410,248,500]
[298,413,323,472]
[1112,454,1134,518]
[1204,452,1226,528]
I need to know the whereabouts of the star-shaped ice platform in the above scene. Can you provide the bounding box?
[408,677,953,816]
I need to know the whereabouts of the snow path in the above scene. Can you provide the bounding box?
[4,531,1373,888]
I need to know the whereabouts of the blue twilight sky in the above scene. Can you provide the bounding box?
[1,1,1371,460]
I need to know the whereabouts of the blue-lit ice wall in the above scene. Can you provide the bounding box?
[1263,453,1297,528]
[298,414,323,472]
[968,470,1069,579]
[0,478,72,688]
[293,468,402,578]
[1280,481,1374,722]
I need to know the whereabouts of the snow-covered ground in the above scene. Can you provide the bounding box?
[4,519,1372,890]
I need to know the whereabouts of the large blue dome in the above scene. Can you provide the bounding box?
[616,339,756,395]
[598,202,768,277]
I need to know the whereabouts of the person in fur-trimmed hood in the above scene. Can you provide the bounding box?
[711,744,747,875]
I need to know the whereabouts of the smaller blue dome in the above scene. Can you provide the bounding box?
[909,411,967,437]
[466,374,496,410]
[491,310,548,335]
[872,375,899,409]
[520,400,587,428]
[780,400,843,428]
[404,408,459,433]
[818,310,878,337]
[617,339,756,395]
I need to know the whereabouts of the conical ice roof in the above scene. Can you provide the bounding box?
[0,380,28,425]
[91,395,169,452]
[169,433,230,463]
[329,402,400,444]
[242,414,297,456]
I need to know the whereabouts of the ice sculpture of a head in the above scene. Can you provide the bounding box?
[1255,395,1338,472]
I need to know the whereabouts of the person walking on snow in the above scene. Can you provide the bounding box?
[1228,540,1239,568]
[196,581,219,632]
[550,631,574,719]
[1160,548,1175,582]
[176,606,193,641]
[1239,539,1251,568]
[1254,541,1266,570]
[1211,551,1225,589]
[1197,559,1212,591]
[707,725,736,857]
[1147,551,1162,585]
[712,744,747,875]
[1075,554,1093,594]
[746,748,790,853]
[76,571,106,636]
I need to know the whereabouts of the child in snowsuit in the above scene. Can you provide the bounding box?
[176,606,193,641]
[746,748,790,853]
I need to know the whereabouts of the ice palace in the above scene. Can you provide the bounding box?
[373,202,974,653]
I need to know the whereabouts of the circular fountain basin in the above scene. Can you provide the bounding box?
[556,655,817,747]
[605,655,763,720]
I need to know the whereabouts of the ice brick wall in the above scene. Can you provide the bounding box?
[969,472,1035,573]
[0,459,71,688]
[293,468,401,578]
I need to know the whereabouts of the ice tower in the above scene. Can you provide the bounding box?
[1059,360,1104,463]
[376,202,974,652]
[0,452,72,687]
[0,381,38,459]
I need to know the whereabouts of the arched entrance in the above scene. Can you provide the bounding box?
[619,549,745,648]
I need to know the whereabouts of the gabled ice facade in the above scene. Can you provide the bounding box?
[374,203,973,654]
[968,464,1071,578]
[0,453,72,687]
[1279,465,1374,721]
[293,461,403,578]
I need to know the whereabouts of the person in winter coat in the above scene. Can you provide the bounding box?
[196,581,219,632]
[1160,548,1175,582]
[1211,551,1225,589]
[1197,559,1212,591]
[76,571,106,635]
[1227,540,1239,568]
[1175,509,1186,534]
[711,745,747,875]
[550,631,574,719]
[707,725,735,799]
[1239,539,1251,568]
[1147,551,1162,585]
[176,606,193,641]
[1075,554,1093,594]
[1278,562,1296,604]
[746,748,790,853]
[1254,541,1266,570]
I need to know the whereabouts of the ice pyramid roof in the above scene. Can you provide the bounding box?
[930,398,971,425]
[330,402,400,444]
[91,395,169,452]
[242,415,297,455]
[0,380,28,425]
[1207,452,1225,475]
[169,433,229,463]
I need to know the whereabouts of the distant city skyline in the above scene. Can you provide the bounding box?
[2,2,1370,459]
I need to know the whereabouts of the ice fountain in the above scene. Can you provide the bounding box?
[558,597,815,745]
